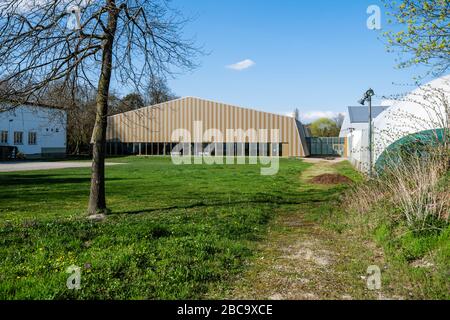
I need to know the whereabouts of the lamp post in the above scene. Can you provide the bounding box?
[358,89,375,177]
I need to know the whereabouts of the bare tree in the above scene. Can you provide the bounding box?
[111,92,145,115]
[41,82,100,155]
[0,0,198,215]
[145,76,178,105]
[333,113,345,130]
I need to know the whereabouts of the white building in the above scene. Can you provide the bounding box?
[339,105,389,172]
[340,74,449,173]
[0,102,67,158]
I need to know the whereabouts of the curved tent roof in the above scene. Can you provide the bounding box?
[373,75,450,164]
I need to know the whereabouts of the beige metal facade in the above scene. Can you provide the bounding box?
[106,97,309,157]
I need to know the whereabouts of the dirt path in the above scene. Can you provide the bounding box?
[0,161,124,172]
[218,161,394,300]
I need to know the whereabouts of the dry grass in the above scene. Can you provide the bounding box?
[345,145,449,232]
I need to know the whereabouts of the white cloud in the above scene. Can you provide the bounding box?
[283,110,345,123]
[226,59,255,71]
[299,111,344,123]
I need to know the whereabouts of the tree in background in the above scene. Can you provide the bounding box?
[309,118,340,137]
[42,83,97,155]
[333,113,345,130]
[146,76,178,106]
[0,0,198,216]
[112,92,145,115]
[383,0,449,76]
[41,83,123,155]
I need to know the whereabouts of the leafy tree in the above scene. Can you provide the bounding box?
[310,118,340,137]
[383,0,449,75]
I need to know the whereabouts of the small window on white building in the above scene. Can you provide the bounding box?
[1,131,7,144]
[14,131,23,145]
[28,132,37,145]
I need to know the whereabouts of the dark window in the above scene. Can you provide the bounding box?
[0,131,7,144]
[28,132,37,145]
[14,132,23,145]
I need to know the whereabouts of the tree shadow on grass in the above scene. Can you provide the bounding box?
[115,189,335,216]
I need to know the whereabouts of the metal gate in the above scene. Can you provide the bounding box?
[306,137,345,156]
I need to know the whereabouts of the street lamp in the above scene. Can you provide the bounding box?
[359,89,375,177]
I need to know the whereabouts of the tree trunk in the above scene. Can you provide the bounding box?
[87,3,118,215]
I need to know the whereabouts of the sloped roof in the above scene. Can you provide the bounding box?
[348,106,389,123]
[0,99,64,111]
[116,96,302,123]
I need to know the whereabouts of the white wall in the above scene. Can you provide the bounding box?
[0,104,67,156]
[340,111,372,173]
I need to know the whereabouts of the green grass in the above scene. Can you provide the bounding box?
[7,157,444,300]
[0,156,328,299]
[326,166,450,299]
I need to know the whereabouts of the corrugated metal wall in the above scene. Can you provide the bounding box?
[106,97,307,157]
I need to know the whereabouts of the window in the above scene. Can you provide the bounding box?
[0,131,7,144]
[28,132,37,145]
[14,131,23,145]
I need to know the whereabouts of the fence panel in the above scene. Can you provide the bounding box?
[306,137,345,156]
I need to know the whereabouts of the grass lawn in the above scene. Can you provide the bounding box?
[0,156,351,300]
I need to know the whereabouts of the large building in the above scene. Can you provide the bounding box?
[106,97,310,157]
[0,102,67,159]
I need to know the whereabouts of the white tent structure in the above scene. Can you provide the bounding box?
[373,75,450,168]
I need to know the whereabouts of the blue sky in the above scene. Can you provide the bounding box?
[164,0,428,123]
